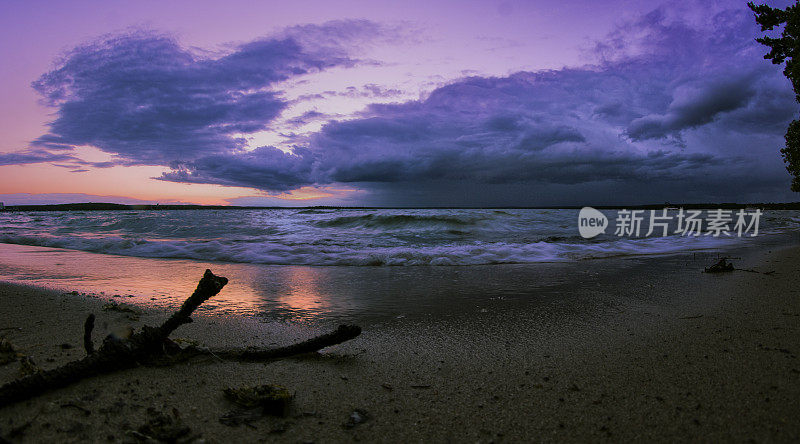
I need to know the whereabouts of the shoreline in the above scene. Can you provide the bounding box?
[0,233,795,326]
[1,243,799,441]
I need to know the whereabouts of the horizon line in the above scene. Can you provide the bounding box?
[2,202,800,211]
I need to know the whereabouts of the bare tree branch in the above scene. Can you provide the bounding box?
[83,314,95,355]
[0,269,362,409]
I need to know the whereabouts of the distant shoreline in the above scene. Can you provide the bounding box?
[2,202,800,211]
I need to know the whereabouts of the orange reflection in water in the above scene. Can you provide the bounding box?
[0,244,268,316]
[0,243,363,323]
[272,266,332,318]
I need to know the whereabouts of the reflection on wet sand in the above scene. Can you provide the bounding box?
[0,244,361,323]
[0,244,263,314]
[3,240,773,327]
[267,266,334,321]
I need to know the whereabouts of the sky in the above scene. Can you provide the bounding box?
[0,0,797,206]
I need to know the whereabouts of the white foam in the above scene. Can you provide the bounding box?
[0,208,795,266]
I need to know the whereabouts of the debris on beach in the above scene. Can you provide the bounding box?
[172,337,201,347]
[1,339,41,379]
[102,302,141,315]
[220,384,293,427]
[704,257,777,275]
[128,407,201,443]
[269,421,292,434]
[678,314,704,320]
[0,269,362,408]
[223,384,293,415]
[17,356,39,378]
[704,258,734,273]
[343,409,369,428]
[60,400,91,416]
[0,339,18,365]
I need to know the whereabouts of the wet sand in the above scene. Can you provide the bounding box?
[0,244,799,442]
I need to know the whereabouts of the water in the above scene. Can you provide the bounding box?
[0,208,798,324]
[1,208,798,266]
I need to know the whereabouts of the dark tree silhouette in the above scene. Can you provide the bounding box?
[749,1,800,191]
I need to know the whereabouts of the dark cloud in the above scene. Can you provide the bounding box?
[151,6,799,203]
[331,84,406,99]
[625,76,758,141]
[51,160,116,169]
[26,21,384,166]
[0,149,74,166]
[284,110,342,128]
[76,160,117,168]
[157,6,799,204]
[295,83,406,103]
[158,145,315,191]
[11,5,800,204]
[285,6,795,202]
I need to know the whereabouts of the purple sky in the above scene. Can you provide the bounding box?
[0,0,797,206]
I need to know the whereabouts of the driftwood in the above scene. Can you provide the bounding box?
[0,269,361,408]
[184,324,363,362]
[704,257,734,273]
[83,313,95,355]
[703,257,776,275]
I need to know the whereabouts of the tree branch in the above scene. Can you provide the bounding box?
[83,314,95,355]
[0,269,362,409]
[207,324,361,362]
[0,269,228,408]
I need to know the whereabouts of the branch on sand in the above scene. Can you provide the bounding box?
[703,257,775,275]
[704,257,735,273]
[0,269,361,408]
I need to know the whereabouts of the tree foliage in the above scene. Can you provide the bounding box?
[749,1,800,191]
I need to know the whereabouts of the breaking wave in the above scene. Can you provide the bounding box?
[0,232,747,266]
[0,208,796,266]
[312,214,481,229]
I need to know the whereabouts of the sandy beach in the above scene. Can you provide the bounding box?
[1,243,799,442]
[4,0,800,441]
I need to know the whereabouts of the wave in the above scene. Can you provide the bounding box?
[2,208,793,266]
[295,209,334,214]
[0,232,743,266]
[312,213,482,229]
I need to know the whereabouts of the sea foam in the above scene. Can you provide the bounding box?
[0,208,796,266]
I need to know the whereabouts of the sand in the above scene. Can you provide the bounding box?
[0,244,799,442]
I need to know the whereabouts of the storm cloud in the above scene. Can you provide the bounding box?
[12,5,800,204]
[158,6,797,204]
[28,20,385,165]
[0,149,75,166]
[159,145,315,191]
[625,77,758,141]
